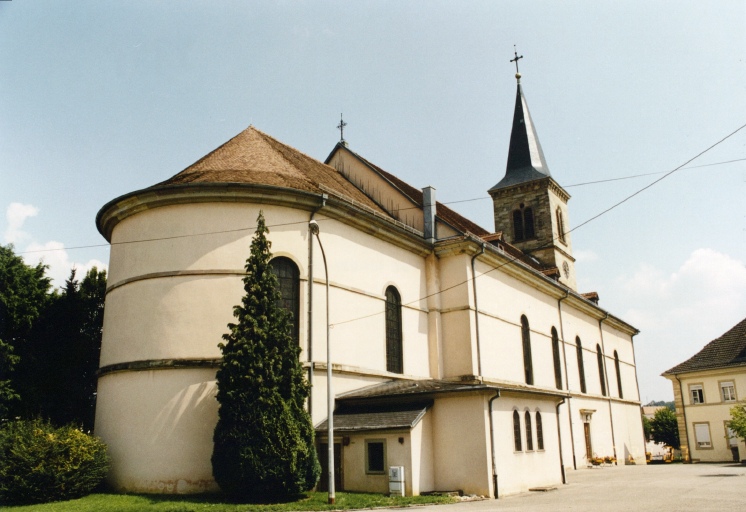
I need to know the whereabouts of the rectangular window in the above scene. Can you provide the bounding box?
[721,381,736,402]
[365,440,386,474]
[690,384,704,404]
[693,423,712,449]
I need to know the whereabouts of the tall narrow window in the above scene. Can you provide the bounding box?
[521,315,533,385]
[385,286,403,374]
[556,207,566,244]
[596,344,607,396]
[513,410,522,451]
[576,337,586,393]
[536,412,544,450]
[270,257,300,344]
[614,351,623,398]
[513,209,524,241]
[512,204,535,241]
[525,411,533,451]
[552,327,562,390]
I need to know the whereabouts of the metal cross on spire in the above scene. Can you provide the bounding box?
[337,114,347,143]
[510,45,523,77]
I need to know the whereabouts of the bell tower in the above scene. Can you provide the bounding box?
[488,61,576,290]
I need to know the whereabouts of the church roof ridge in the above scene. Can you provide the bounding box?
[489,76,552,192]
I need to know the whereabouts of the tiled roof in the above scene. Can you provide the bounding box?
[315,406,428,433]
[663,317,746,375]
[153,126,388,215]
[330,145,490,237]
[338,379,491,400]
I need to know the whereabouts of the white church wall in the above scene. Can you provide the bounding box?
[437,254,478,378]
[475,260,563,388]
[431,394,491,496]
[95,368,220,494]
[492,395,563,496]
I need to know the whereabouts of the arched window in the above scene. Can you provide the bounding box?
[556,207,566,244]
[512,204,535,241]
[385,286,403,374]
[576,337,586,393]
[552,327,562,390]
[270,257,300,344]
[513,410,522,451]
[521,315,533,385]
[536,412,544,450]
[596,344,607,396]
[525,411,533,451]
[614,350,623,399]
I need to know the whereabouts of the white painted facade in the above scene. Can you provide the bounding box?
[95,90,645,497]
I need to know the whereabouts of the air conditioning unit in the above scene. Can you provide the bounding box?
[388,466,405,496]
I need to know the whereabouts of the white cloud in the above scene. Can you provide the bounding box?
[4,202,108,289]
[22,240,107,289]
[4,202,39,244]
[614,249,746,402]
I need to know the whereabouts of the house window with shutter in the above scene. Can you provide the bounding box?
[690,384,704,405]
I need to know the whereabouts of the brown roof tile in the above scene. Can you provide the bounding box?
[153,126,388,215]
[663,317,746,375]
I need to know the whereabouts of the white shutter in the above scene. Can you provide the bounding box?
[694,423,711,447]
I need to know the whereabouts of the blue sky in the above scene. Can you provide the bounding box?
[1,1,744,401]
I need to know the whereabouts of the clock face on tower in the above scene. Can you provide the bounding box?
[562,261,570,278]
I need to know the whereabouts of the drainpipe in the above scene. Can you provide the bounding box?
[557,288,576,469]
[556,398,567,484]
[488,390,501,499]
[471,242,486,376]
[675,374,691,462]
[307,194,327,419]
[598,313,617,464]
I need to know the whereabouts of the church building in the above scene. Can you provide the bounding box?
[94,71,646,497]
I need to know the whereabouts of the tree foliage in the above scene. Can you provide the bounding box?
[650,407,680,449]
[0,244,52,419]
[16,267,107,429]
[728,402,746,442]
[642,414,652,443]
[212,212,319,501]
[0,418,109,505]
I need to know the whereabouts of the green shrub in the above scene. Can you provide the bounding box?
[0,418,110,505]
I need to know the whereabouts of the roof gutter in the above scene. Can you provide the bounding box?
[488,390,501,499]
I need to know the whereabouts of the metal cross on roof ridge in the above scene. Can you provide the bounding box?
[337,113,347,142]
[510,45,523,74]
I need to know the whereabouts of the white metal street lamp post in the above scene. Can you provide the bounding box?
[309,220,334,504]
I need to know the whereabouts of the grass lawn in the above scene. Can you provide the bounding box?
[3,491,458,511]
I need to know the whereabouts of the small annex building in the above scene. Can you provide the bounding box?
[663,317,746,463]
[94,73,646,497]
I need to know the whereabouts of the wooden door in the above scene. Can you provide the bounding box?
[584,423,593,461]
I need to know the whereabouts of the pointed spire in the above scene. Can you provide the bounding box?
[489,58,551,192]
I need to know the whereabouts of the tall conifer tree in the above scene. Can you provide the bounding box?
[212,212,319,501]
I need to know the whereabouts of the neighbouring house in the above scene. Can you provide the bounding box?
[94,72,646,497]
[663,317,746,463]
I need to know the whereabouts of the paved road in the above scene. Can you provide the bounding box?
[397,463,746,512]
